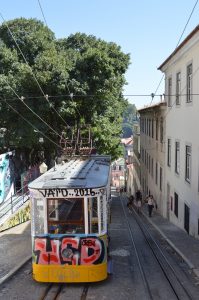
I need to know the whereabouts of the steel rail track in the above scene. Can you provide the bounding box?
[38,283,89,300]
[120,195,193,300]
[120,196,153,300]
[132,207,193,300]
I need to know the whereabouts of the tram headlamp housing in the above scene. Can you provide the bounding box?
[62,248,73,258]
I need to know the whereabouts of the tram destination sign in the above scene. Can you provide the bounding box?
[38,188,105,198]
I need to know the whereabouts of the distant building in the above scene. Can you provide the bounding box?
[126,121,140,196]
[121,137,133,164]
[111,158,125,188]
[138,102,166,215]
[121,137,133,194]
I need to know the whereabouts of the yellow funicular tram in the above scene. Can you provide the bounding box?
[28,127,111,282]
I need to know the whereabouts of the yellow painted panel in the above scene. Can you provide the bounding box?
[33,262,107,283]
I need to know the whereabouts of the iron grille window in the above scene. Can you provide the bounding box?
[176,72,181,105]
[187,64,192,103]
[167,139,171,167]
[160,117,163,143]
[149,155,151,173]
[149,119,151,137]
[152,119,154,138]
[185,145,191,182]
[198,219,199,235]
[175,141,180,174]
[160,167,162,191]
[174,192,178,217]
[151,158,154,178]
[168,77,172,107]
[155,162,158,185]
[156,118,159,141]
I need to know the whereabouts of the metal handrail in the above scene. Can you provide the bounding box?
[0,188,30,224]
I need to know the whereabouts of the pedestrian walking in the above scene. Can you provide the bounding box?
[135,189,142,201]
[127,195,134,211]
[147,195,155,217]
[137,198,142,214]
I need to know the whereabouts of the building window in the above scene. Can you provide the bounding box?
[170,196,173,211]
[152,119,154,138]
[160,117,163,143]
[168,77,172,107]
[174,192,178,217]
[155,162,158,185]
[160,167,162,191]
[147,118,149,136]
[167,139,171,167]
[198,219,199,235]
[146,153,148,169]
[175,141,180,174]
[151,158,154,178]
[149,155,151,174]
[149,119,151,137]
[176,72,181,105]
[187,63,192,103]
[156,118,158,141]
[185,145,191,182]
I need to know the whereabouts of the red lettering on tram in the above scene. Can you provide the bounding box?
[80,238,101,264]
[34,238,60,265]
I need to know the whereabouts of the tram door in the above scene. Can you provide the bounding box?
[184,204,190,234]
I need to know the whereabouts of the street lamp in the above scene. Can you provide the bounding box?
[39,161,47,174]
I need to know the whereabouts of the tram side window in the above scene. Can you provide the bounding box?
[47,198,84,234]
[88,197,98,234]
[100,196,105,233]
[31,198,44,235]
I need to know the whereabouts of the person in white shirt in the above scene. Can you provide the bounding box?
[147,195,155,217]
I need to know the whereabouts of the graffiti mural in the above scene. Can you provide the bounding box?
[33,235,106,266]
[0,152,14,204]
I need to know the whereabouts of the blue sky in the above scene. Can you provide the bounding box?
[1,0,199,108]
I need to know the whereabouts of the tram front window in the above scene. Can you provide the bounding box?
[47,198,84,234]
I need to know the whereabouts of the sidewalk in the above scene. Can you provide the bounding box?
[141,204,199,278]
[0,221,31,285]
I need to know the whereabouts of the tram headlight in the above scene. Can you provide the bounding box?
[62,248,73,258]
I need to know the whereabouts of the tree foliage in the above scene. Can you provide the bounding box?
[0,18,130,162]
[122,103,137,137]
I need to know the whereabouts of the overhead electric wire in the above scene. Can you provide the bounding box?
[0,12,46,97]
[37,0,81,122]
[36,1,82,120]
[150,0,199,106]
[65,82,81,118]
[3,77,62,139]
[37,0,48,27]
[0,11,70,128]
[175,0,199,48]
[1,97,62,149]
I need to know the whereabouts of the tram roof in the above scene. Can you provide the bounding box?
[28,155,111,190]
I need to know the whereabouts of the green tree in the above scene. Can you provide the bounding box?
[123,102,137,124]
[0,19,130,162]
[121,102,137,137]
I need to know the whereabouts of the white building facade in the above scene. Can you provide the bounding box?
[127,121,141,197]
[159,25,199,237]
[139,103,166,215]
